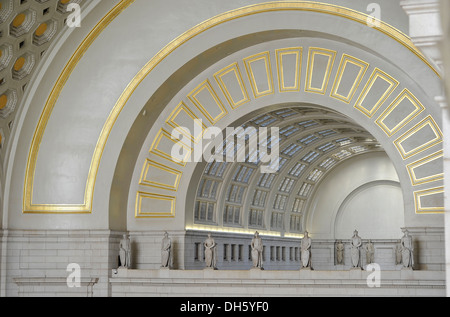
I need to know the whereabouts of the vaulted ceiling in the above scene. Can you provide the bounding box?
[0,0,82,162]
[194,105,383,235]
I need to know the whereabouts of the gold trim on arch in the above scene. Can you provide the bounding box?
[24,1,441,214]
[23,0,135,213]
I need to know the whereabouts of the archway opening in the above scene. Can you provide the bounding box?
[185,104,403,270]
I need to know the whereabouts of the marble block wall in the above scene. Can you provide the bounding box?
[1,230,123,297]
[1,227,444,297]
[128,231,187,270]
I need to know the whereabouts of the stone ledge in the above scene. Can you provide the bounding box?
[109,269,445,297]
[14,277,100,297]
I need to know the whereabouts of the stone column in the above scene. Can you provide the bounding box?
[401,0,450,297]
[439,0,450,297]
[400,0,443,68]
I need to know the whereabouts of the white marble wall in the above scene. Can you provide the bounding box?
[128,231,186,270]
[1,230,123,297]
[1,227,444,297]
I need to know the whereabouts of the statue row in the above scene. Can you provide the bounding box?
[170,231,312,271]
[118,232,174,269]
[117,229,414,270]
[336,229,414,270]
[203,232,265,270]
[202,231,313,270]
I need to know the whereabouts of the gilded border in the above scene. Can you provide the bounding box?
[23,0,135,213]
[24,1,441,214]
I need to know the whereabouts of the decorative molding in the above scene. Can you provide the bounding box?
[23,1,442,215]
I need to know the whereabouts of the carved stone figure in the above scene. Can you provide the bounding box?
[251,231,264,269]
[401,229,414,270]
[300,231,312,270]
[395,242,403,265]
[161,232,172,269]
[119,234,131,269]
[365,240,375,264]
[350,230,362,269]
[336,240,345,265]
[204,233,217,269]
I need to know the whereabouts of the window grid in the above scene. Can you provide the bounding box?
[282,143,303,157]
[292,198,305,213]
[299,134,319,145]
[273,194,288,210]
[223,204,241,225]
[298,183,313,197]
[307,169,323,182]
[194,201,216,222]
[271,212,284,230]
[249,209,264,227]
[290,215,302,232]
[302,151,320,163]
[319,157,337,169]
[252,189,268,207]
[278,177,296,193]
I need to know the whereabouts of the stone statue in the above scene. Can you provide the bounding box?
[350,230,362,269]
[401,229,414,270]
[300,231,312,270]
[204,233,217,269]
[119,234,131,269]
[251,232,264,269]
[395,242,403,265]
[336,240,345,265]
[365,240,375,264]
[161,232,172,269]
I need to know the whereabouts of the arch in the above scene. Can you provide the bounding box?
[334,180,404,240]
[19,1,441,218]
[0,0,446,297]
[189,105,388,237]
[0,1,439,236]
[126,36,443,235]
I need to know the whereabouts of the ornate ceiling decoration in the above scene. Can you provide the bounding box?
[0,0,82,154]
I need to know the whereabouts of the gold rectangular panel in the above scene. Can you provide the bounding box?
[139,159,182,191]
[276,47,303,92]
[305,47,336,94]
[406,150,444,186]
[330,54,369,103]
[214,63,250,109]
[166,102,207,143]
[414,187,444,214]
[149,129,192,166]
[135,192,176,218]
[188,79,228,125]
[243,51,274,98]
[354,68,399,118]
[394,116,443,160]
[376,89,425,137]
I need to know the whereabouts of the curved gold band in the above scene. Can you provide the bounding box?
[24,1,439,213]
